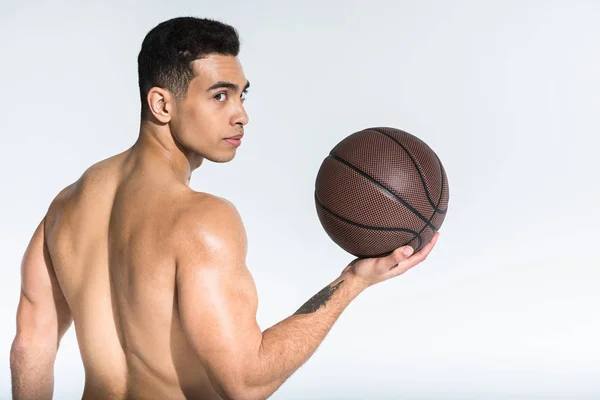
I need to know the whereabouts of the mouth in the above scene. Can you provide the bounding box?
[224,134,243,147]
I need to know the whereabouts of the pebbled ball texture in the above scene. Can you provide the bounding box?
[314,127,449,258]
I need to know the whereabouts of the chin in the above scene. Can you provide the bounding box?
[205,151,237,163]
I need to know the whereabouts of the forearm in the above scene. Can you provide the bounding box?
[248,271,366,398]
[10,339,56,400]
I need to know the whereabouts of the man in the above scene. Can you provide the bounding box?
[10,17,439,400]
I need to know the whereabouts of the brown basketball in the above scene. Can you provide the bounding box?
[314,127,449,258]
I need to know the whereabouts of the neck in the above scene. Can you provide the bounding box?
[129,119,204,186]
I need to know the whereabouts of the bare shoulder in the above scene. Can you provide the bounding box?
[46,163,105,212]
[45,182,78,227]
[175,193,245,235]
[45,153,127,227]
[172,193,248,267]
[49,153,124,203]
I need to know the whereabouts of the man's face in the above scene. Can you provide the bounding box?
[170,54,249,163]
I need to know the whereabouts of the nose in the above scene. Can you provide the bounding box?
[232,103,249,127]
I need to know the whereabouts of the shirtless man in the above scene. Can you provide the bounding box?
[10,17,440,400]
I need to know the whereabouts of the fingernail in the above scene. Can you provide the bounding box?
[402,246,414,256]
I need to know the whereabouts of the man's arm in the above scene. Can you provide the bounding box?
[10,216,73,400]
[176,195,437,400]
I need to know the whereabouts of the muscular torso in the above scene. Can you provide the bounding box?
[44,150,223,399]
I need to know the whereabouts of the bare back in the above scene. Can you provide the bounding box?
[44,151,224,399]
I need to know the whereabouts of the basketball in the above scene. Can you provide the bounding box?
[314,127,449,258]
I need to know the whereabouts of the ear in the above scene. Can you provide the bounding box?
[146,87,175,123]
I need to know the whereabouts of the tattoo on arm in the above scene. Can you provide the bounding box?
[293,280,345,315]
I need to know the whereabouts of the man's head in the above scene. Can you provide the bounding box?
[138,17,249,163]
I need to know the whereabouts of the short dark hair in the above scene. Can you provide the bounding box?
[137,17,240,118]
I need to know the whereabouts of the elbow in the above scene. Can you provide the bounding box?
[9,339,23,366]
[213,372,270,400]
[207,351,274,400]
[10,337,36,362]
[218,383,269,400]
[10,336,58,373]
[11,335,57,354]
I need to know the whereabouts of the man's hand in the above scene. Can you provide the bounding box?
[342,232,440,288]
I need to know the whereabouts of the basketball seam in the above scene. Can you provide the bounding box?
[314,192,421,234]
[433,151,448,216]
[429,152,448,224]
[328,152,438,233]
[315,192,424,258]
[371,128,447,214]
[410,147,448,252]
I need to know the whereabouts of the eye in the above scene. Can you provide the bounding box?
[241,91,248,101]
[214,93,227,102]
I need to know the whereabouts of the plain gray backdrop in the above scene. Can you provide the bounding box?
[1,0,598,399]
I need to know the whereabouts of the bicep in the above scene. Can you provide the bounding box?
[177,260,262,398]
[175,199,262,397]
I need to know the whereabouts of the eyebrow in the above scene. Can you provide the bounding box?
[206,80,250,93]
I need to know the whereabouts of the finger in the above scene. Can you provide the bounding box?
[385,232,440,277]
[380,244,415,269]
[412,231,440,261]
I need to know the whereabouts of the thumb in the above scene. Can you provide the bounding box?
[384,245,414,267]
[402,246,414,257]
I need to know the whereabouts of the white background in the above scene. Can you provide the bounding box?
[1,1,599,399]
